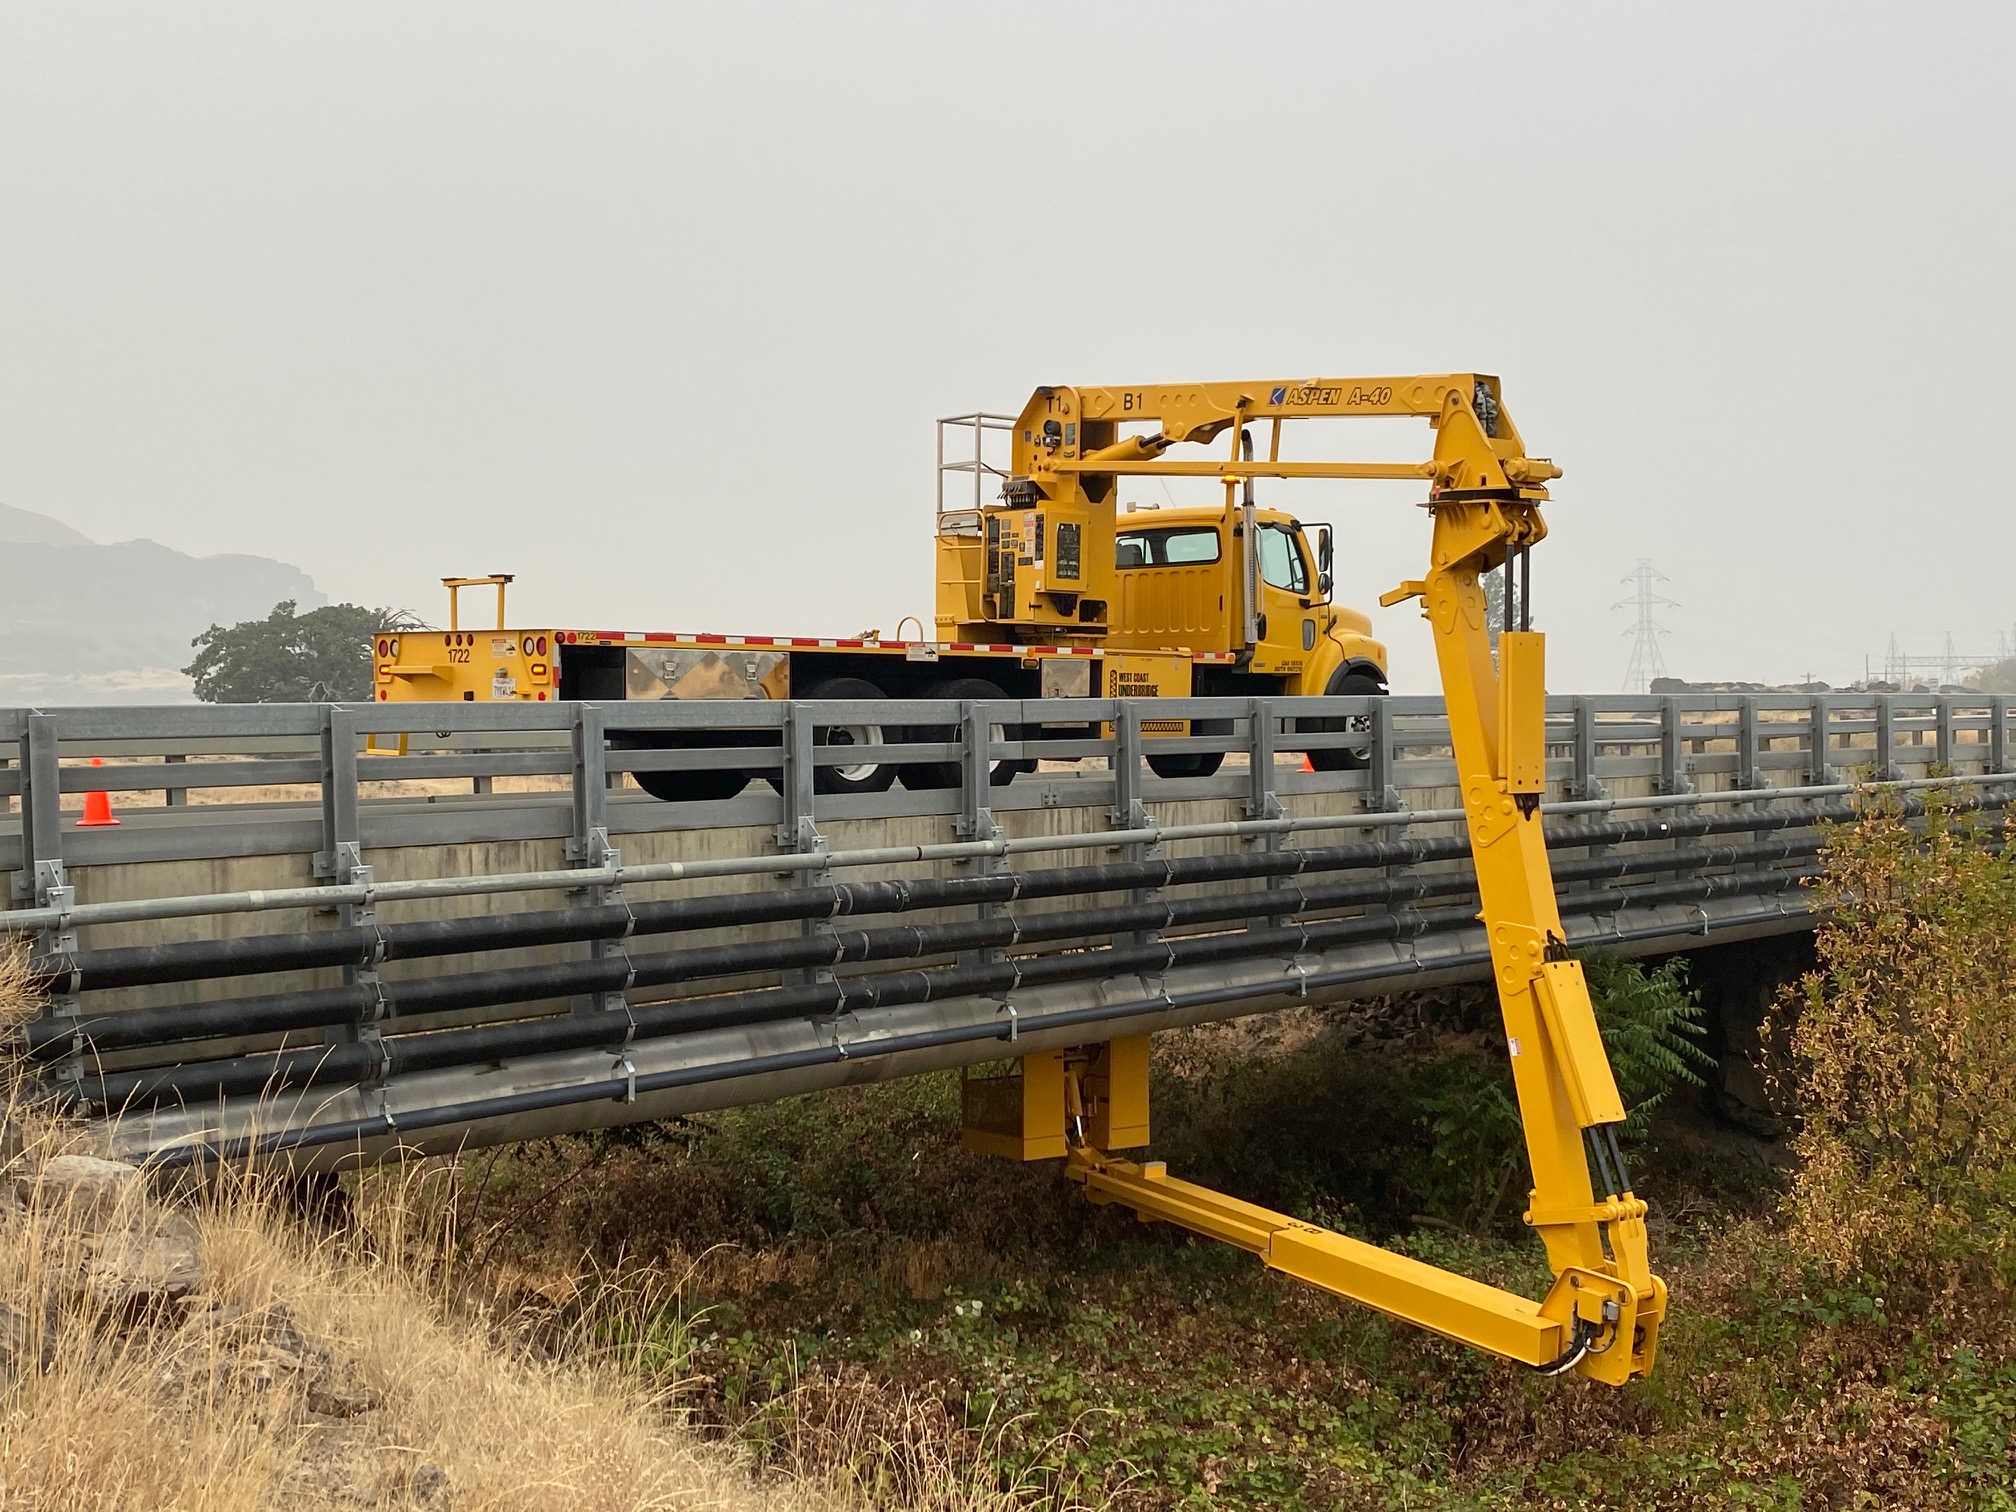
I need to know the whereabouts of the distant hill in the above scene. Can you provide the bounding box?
[0,504,324,704]
[0,502,93,547]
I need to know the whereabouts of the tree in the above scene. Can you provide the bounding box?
[1973,656,2016,696]
[1481,567,1505,649]
[1480,566,1538,651]
[184,600,410,703]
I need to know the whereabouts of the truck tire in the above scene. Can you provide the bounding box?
[613,732,751,803]
[1301,668,1385,771]
[781,677,898,796]
[897,677,1030,790]
[1145,718,1230,779]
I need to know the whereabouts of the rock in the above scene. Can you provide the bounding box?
[80,1210,205,1308]
[306,1369,380,1418]
[408,1463,449,1505]
[1712,1051,1786,1138]
[167,1302,378,1417]
[18,1154,143,1225]
[0,1301,57,1383]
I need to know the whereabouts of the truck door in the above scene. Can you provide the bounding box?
[1251,520,1316,675]
[1110,522,1231,653]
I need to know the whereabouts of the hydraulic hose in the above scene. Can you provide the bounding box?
[138,896,1816,1172]
[21,830,1822,1063]
[25,798,1880,998]
[71,867,1810,1111]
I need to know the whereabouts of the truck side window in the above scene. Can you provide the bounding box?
[1258,524,1309,593]
[1115,527,1221,567]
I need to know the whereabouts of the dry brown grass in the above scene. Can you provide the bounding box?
[0,1186,803,1510]
[0,1027,800,1507]
[0,941,1089,1511]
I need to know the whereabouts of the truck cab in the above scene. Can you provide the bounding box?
[1109,502,1385,698]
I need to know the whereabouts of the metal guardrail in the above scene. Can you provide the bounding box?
[4,691,2010,900]
[2,692,2009,1167]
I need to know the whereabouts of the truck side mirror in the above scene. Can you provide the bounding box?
[1319,571,1334,600]
[1317,527,1334,601]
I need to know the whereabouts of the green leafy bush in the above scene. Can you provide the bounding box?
[1580,952,1715,1138]
[1409,955,1711,1231]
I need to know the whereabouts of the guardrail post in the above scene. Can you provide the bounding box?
[1658,697,1692,795]
[1244,697,1281,821]
[1874,696,1897,782]
[776,701,821,855]
[1243,698,1290,927]
[776,701,834,993]
[565,703,636,1034]
[316,708,361,882]
[316,708,387,1070]
[16,715,64,905]
[1363,695,1409,919]
[1367,698,1401,812]
[1935,696,1955,773]
[1109,702,1162,950]
[163,751,188,807]
[1807,695,1834,787]
[567,704,609,862]
[1994,696,2010,775]
[17,716,81,1094]
[1737,701,1762,791]
[958,701,1006,975]
[1569,698,1606,801]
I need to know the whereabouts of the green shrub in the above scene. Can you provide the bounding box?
[1581,952,1715,1139]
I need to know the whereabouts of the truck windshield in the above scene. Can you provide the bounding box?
[1258,524,1309,593]
[1115,527,1220,568]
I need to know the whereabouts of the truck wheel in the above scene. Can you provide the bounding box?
[898,677,1027,790]
[1302,669,1385,771]
[613,733,751,803]
[1145,718,1230,779]
[793,677,898,796]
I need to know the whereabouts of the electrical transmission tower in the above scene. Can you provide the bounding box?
[1615,559,1679,694]
[1878,631,2009,689]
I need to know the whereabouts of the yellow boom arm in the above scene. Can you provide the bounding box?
[969,375,1664,1384]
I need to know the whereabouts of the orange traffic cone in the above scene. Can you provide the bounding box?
[1301,754,1314,773]
[78,757,119,827]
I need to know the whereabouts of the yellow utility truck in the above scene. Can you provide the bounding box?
[376,393,1389,800]
[381,374,1667,1383]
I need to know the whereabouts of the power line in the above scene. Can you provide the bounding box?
[1613,559,1678,694]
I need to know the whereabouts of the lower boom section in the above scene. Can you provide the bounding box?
[962,1040,1664,1385]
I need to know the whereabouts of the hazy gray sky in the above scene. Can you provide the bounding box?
[3,3,2011,692]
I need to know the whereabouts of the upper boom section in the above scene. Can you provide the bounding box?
[1012,374,1561,498]
[939,372,1562,643]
